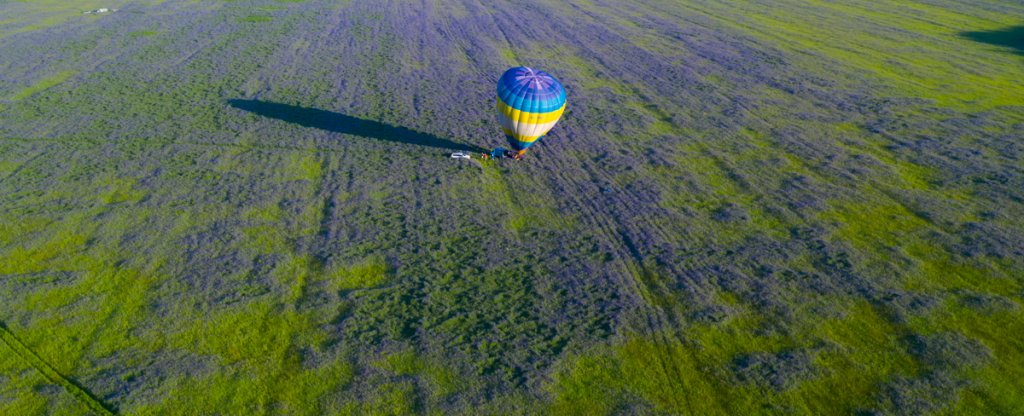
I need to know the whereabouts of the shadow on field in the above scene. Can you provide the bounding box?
[228,99,486,153]
[960,25,1024,56]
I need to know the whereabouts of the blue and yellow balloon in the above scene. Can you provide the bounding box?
[496,66,566,154]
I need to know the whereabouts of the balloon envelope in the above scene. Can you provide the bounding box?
[496,67,566,151]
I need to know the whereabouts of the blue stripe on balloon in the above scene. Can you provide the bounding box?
[496,69,566,113]
[497,83,566,113]
[496,79,564,102]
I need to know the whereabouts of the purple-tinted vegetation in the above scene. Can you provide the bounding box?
[1,0,1022,414]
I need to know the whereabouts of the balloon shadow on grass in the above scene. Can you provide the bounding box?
[229,99,486,153]
[960,25,1024,56]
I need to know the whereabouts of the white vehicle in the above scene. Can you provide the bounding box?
[450,152,471,159]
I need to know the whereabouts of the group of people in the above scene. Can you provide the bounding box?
[481,147,526,160]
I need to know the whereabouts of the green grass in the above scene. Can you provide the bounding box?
[282,151,322,182]
[11,70,77,100]
[152,297,356,415]
[239,15,273,23]
[0,341,91,416]
[374,349,463,400]
[0,0,1021,413]
[128,30,158,37]
[910,300,1024,415]
[681,0,1024,110]
[546,298,927,415]
[0,324,112,415]
[472,163,573,234]
[0,0,135,40]
[330,255,392,291]
[341,381,417,416]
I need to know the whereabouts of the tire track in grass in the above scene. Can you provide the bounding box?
[0,320,115,416]
[490,5,712,410]
[541,11,740,410]
[537,151,697,413]
[471,0,523,64]
[0,149,49,183]
[597,5,963,410]
[434,1,479,78]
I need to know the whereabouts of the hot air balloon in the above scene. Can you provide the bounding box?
[495,66,566,158]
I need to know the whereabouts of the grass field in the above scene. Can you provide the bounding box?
[1,0,1022,414]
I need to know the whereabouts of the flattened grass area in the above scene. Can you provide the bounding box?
[10,71,77,101]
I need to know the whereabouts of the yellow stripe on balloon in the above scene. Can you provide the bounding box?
[502,127,543,143]
[497,112,559,139]
[496,98,566,124]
